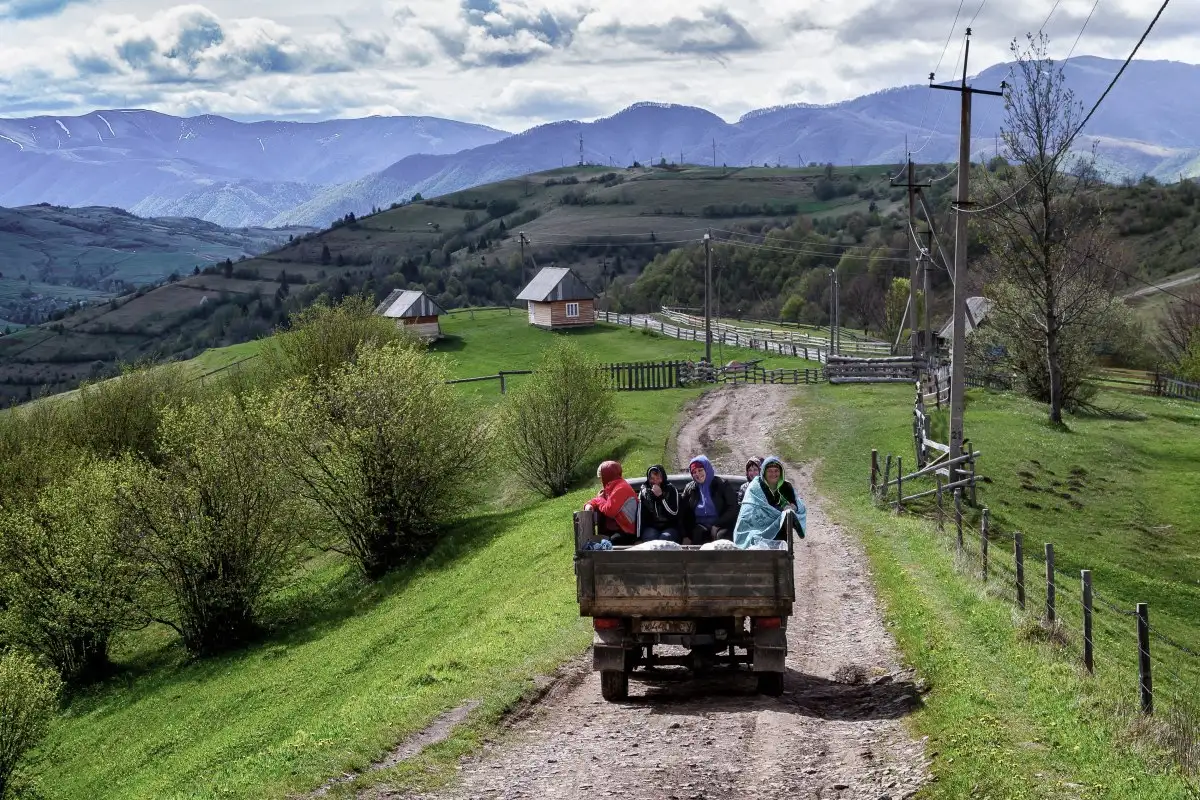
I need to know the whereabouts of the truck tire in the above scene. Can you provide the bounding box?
[601,670,629,701]
[757,672,784,697]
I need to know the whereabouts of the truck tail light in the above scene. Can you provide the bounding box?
[593,617,622,630]
[754,616,782,630]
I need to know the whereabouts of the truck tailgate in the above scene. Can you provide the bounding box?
[576,550,794,617]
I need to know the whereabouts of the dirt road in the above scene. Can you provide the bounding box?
[391,386,928,800]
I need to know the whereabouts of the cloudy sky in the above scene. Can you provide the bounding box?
[0,0,1190,130]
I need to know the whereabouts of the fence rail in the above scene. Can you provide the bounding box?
[662,307,892,356]
[826,355,919,384]
[595,311,830,363]
[1156,374,1200,402]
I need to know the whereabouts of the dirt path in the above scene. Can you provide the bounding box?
[387,386,928,800]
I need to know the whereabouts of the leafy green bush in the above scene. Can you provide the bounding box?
[117,394,303,656]
[498,339,616,498]
[68,363,196,464]
[0,401,81,508]
[263,295,411,386]
[269,343,491,579]
[0,650,61,799]
[0,461,143,683]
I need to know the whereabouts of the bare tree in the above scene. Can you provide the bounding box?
[1159,286,1200,371]
[977,33,1124,422]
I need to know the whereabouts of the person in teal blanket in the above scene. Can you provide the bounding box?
[734,456,807,548]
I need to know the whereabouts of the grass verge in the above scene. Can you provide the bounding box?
[783,383,1197,799]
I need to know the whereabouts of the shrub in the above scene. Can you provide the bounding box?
[264,295,411,386]
[68,363,195,464]
[268,343,491,579]
[0,461,142,682]
[0,401,81,507]
[0,650,61,799]
[498,339,616,498]
[116,394,302,656]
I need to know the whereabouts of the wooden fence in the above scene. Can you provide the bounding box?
[867,454,1200,785]
[661,307,892,357]
[601,360,687,391]
[825,355,919,384]
[719,364,826,386]
[1156,374,1200,402]
[595,310,830,363]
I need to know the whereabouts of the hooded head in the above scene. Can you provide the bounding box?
[597,460,623,485]
[645,464,667,485]
[760,456,784,489]
[688,455,714,486]
[745,457,762,481]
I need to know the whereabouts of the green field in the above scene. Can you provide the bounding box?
[788,384,1200,798]
[20,313,709,799]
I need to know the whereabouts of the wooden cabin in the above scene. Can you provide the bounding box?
[374,289,445,340]
[515,267,597,330]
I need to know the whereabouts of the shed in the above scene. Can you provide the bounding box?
[937,296,994,345]
[515,267,597,330]
[375,289,445,340]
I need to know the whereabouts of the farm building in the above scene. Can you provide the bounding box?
[374,289,445,340]
[936,296,994,350]
[515,267,597,330]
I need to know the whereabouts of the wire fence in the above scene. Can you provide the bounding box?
[868,477,1200,788]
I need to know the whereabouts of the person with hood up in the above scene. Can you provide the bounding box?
[638,465,682,543]
[584,460,639,546]
[737,457,763,505]
[680,455,739,545]
[734,456,807,549]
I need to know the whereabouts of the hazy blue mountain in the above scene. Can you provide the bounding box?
[0,112,509,226]
[275,57,1200,226]
[6,57,1199,228]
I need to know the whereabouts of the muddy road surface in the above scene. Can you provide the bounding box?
[389,386,928,800]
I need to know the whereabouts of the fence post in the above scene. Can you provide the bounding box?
[1081,570,1093,674]
[499,372,507,394]
[896,457,903,512]
[1015,532,1026,610]
[1045,543,1056,623]
[980,507,989,581]
[871,449,879,494]
[969,453,978,506]
[954,489,963,552]
[936,477,944,531]
[1137,603,1153,714]
[882,455,893,502]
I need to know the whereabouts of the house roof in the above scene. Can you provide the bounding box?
[938,296,994,340]
[515,267,597,302]
[374,290,445,319]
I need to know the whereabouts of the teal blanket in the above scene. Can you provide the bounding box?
[733,478,807,549]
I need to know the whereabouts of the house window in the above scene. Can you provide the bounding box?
[565,302,580,318]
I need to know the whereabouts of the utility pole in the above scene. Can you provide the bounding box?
[578,133,584,166]
[931,28,1004,476]
[704,231,713,363]
[923,229,933,366]
[829,268,841,356]
[891,158,931,358]
[518,232,530,288]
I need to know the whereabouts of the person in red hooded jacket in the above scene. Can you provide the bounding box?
[585,460,638,546]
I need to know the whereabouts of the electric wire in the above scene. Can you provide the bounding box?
[959,0,1172,216]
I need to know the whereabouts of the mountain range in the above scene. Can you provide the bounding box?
[2,56,1199,229]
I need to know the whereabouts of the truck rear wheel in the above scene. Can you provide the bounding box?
[757,672,784,697]
[600,670,629,701]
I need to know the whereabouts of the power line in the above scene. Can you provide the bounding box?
[968,0,988,27]
[719,237,910,263]
[961,0,1172,216]
[1066,0,1102,60]
[910,2,970,159]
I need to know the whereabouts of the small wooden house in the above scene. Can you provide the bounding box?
[375,289,445,340]
[516,267,597,330]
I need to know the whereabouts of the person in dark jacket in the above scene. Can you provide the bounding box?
[680,455,739,545]
[638,464,681,543]
[737,456,762,505]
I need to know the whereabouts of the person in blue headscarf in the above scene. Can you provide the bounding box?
[734,456,807,549]
[680,455,738,545]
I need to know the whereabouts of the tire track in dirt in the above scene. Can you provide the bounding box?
[385,386,928,800]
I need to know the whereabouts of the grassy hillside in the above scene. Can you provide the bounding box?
[0,165,873,405]
[788,384,1200,797]
[20,311,710,799]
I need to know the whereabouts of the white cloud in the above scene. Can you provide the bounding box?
[0,0,1195,126]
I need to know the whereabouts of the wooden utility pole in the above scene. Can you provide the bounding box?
[704,231,713,364]
[518,232,530,288]
[930,28,1003,477]
[891,158,931,359]
[922,229,933,363]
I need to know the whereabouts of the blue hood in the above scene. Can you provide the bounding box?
[688,455,715,486]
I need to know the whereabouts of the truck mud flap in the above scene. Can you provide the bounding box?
[593,630,628,672]
[752,628,787,673]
